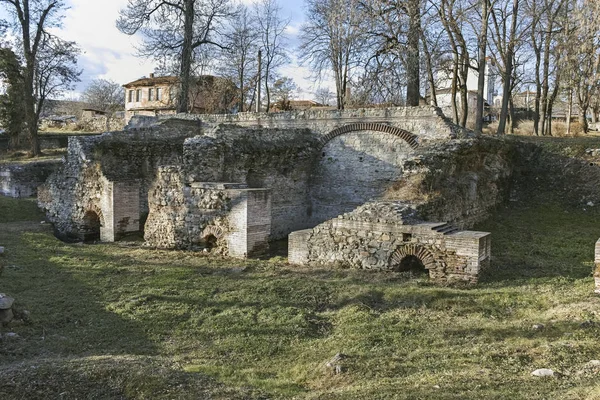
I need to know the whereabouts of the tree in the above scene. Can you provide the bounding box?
[220,4,258,112]
[489,0,523,135]
[314,87,334,105]
[0,47,25,148]
[300,0,367,110]
[270,76,296,110]
[82,79,123,129]
[475,0,491,133]
[117,0,233,114]
[357,0,421,106]
[82,79,123,113]
[254,0,289,112]
[0,0,80,156]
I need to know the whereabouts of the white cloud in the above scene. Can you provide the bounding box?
[38,0,332,101]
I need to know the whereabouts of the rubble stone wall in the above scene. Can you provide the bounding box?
[160,106,468,142]
[0,160,61,198]
[289,202,491,284]
[143,167,270,257]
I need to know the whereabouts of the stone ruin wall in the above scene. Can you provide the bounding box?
[1,160,61,198]
[39,123,195,241]
[39,107,518,264]
[288,202,492,284]
[157,105,468,141]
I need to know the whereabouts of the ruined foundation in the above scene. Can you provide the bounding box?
[39,107,515,273]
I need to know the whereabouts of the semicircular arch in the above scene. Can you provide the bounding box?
[389,244,437,270]
[319,123,419,150]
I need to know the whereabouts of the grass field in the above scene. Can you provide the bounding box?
[2,152,600,398]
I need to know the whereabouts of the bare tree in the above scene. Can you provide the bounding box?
[220,4,258,112]
[314,86,334,105]
[300,0,367,110]
[270,76,297,110]
[357,0,421,106]
[117,0,233,114]
[475,0,491,133]
[489,0,523,135]
[0,0,80,156]
[82,79,123,128]
[430,0,473,127]
[82,79,122,112]
[253,0,289,112]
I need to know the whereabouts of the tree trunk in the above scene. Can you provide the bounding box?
[177,0,195,114]
[451,52,459,124]
[566,87,573,135]
[406,0,420,107]
[496,0,519,136]
[421,31,437,107]
[580,106,589,134]
[475,0,489,133]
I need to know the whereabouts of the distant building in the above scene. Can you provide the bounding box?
[430,58,497,121]
[81,108,107,121]
[271,99,328,112]
[123,73,237,123]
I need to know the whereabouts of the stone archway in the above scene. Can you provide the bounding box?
[319,123,419,150]
[309,124,419,225]
[389,244,438,274]
[200,225,224,250]
[81,204,105,242]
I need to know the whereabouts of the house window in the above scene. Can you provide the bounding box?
[156,87,162,101]
[136,89,141,102]
[128,90,133,103]
[149,88,154,101]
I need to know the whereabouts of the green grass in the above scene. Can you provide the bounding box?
[0,196,45,223]
[3,169,600,398]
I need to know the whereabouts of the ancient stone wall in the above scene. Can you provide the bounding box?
[183,127,320,238]
[309,130,416,225]
[399,137,517,228]
[289,202,491,284]
[160,106,468,142]
[39,124,196,240]
[144,167,270,257]
[0,160,61,198]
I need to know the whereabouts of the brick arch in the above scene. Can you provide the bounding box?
[202,225,224,239]
[83,203,105,226]
[319,123,419,150]
[389,244,437,270]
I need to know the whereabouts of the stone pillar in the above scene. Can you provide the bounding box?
[227,188,271,258]
[288,229,312,264]
[99,179,140,242]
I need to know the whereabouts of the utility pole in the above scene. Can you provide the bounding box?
[256,49,262,113]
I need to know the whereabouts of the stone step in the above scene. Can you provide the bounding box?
[433,224,460,235]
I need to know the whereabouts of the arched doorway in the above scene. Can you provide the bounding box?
[82,210,102,242]
[389,244,438,277]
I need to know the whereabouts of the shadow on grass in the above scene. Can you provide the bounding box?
[475,201,599,286]
[0,224,158,361]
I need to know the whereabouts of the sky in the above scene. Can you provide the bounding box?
[1,0,332,100]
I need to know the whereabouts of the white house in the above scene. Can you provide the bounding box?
[432,59,497,121]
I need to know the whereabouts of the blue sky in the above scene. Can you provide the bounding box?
[1,0,333,99]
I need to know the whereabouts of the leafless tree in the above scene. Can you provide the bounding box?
[489,0,525,134]
[314,86,334,105]
[82,79,122,113]
[0,0,80,156]
[220,4,258,112]
[117,0,233,114]
[358,0,421,106]
[300,0,367,110]
[430,0,474,127]
[253,0,289,112]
